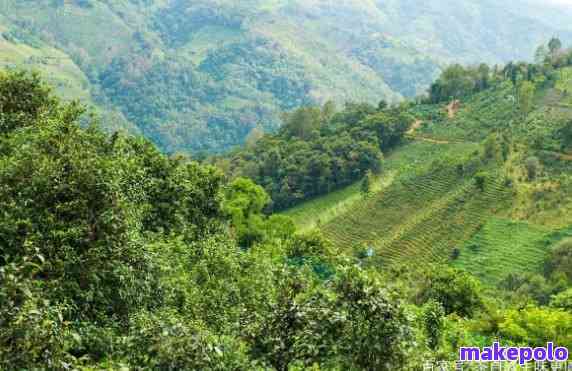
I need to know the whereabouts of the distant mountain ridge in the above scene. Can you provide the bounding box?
[1,0,572,153]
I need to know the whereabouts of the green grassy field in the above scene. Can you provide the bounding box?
[283,170,397,232]
[0,35,91,101]
[453,218,553,286]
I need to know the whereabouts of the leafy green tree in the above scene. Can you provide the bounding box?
[362,111,412,149]
[252,267,414,370]
[500,273,554,305]
[525,156,541,181]
[0,102,160,324]
[545,238,572,281]
[517,80,536,116]
[127,310,255,370]
[321,100,337,124]
[226,100,401,210]
[0,71,233,367]
[475,171,488,192]
[223,177,271,247]
[550,288,572,311]
[377,99,389,111]
[560,120,572,150]
[535,45,548,64]
[422,300,445,351]
[281,106,322,140]
[416,266,483,317]
[0,70,69,134]
[245,127,264,148]
[548,37,563,56]
[360,170,373,199]
[476,63,491,91]
[500,306,572,349]
[428,64,476,102]
[0,256,70,368]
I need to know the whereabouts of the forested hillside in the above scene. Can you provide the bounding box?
[275,38,572,329]
[2,0,572,153]
[2,38,572,368]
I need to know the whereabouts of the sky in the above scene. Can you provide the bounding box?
[542,0,572,6]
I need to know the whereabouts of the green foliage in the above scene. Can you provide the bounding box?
[0,71,425,369]
[4,0,572,153]
[499,273,555,305]
[454,218,553,288]
[548,37,563,56]
[422,300,445,351]
[561,120,572,149]
[0,109,162,324]
[360,170,373,199]
[429,64,485,103]
[4,31,572,368]
[550,288,572,311]
[0,255,71,369]
[126,310,255,370]
[499,306,572,349]
[545,238,572,281]
[416,266,483,317]
[225,102,408,210]
[281,106,322,140]
[474,171,488,191]
[251,267,414,370]
[223,177,271,247]
[525,156,541,181]
[518,80,536,116]
[0,70,62,134]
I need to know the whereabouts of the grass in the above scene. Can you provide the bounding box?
[0,36,91,101]
[285,139,496,267]
[283,170,396,232]
[453,218,554,286]
[414,81,518,143]
[284,140,478,231]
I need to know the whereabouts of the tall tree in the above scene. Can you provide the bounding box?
[535,45,549,64]
[518,80,536,116]
[548,37,563,56]
[360,170,373,199]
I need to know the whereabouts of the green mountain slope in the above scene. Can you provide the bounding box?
[285,63,572,285]
[2,0,572,153]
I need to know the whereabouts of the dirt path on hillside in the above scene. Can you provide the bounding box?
[406,119,452,144]
[410,136,452,145]
[407,119,423,135]
[446,100,461,119]
[553,151,572,161]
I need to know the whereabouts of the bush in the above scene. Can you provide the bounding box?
[545,238,572,281]
[525,156,541,181]
[416,266,483,317]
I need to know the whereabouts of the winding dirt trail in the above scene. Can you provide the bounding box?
[407,119,423,135]
[446,100,461,119]
[406,119,452,144]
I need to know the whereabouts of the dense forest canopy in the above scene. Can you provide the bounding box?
[2,0,572,153]
[217,102,412,211]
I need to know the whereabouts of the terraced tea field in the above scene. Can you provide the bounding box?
[284,140,479,232]
[453,218,555,286]
[285,68,572,283]
[321,165,511,266]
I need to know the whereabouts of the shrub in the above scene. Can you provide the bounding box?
[525,156,541,181]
